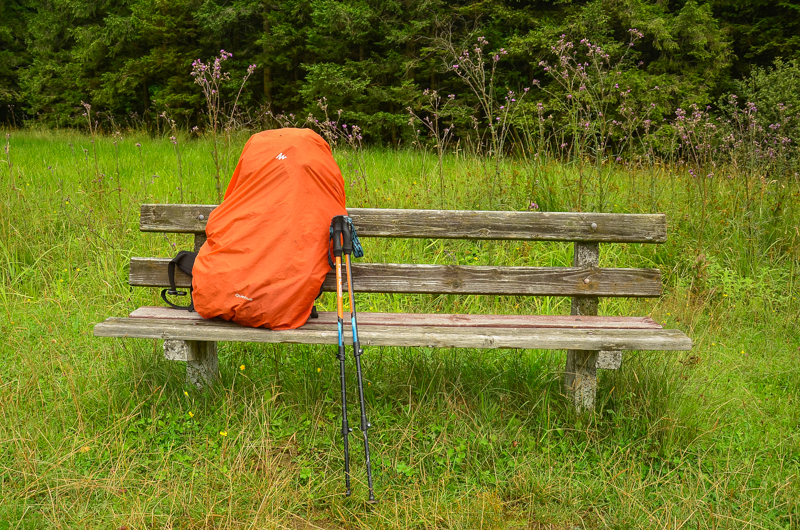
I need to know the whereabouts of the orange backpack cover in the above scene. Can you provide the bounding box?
[191,128,347,329]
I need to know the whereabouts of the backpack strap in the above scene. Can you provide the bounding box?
[160,250,197,311]
[343,216,364,258]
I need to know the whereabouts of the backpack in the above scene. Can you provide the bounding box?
[163,128,348,330]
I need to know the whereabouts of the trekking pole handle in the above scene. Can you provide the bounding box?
[332,216,344,257]
[342,219,353,255]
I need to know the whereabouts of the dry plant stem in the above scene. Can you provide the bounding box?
[82,102,101,192]
[113,139,123,212]
[4,133,13,189]
[536,31,652,212]
[439,30,528,208]
[191,51,256,200]
[407,90,457,207]
[211,137,221,200]
[136,143,146,201]
[174,142,184,203]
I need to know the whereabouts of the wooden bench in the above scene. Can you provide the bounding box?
[93,205,692,411]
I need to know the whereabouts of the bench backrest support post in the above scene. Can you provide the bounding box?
[565,242,600,411]
[194,234,207,253]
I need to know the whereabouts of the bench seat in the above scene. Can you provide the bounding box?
[94,307,692,351]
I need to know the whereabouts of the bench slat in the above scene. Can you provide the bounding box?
[129,306,664,329]
[140,205,667,243]
[94,316,692,351]
[130,258,662,297]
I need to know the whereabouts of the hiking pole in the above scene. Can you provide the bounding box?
[342,219,376,503]
[331,216,352,497]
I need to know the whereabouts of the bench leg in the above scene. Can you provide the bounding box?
[597,350,622,370]
[567,241,600,412]
[164,340,219,389]
[565,349,599,412]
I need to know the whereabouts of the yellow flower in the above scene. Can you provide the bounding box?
[220,431,227,437]
[184,391,189,396]
[723,294,728,297]
[712,342,716,346]
[666,313,671,316]
[317,367,322,373]
[76,268,81,272]
[188,411,194,418]
[239,364,245,371]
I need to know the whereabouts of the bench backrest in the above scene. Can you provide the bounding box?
[131,205,666,299]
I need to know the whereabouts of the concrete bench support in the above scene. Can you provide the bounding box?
[164,339,219,388]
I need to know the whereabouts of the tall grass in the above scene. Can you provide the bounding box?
[0,129,798,528]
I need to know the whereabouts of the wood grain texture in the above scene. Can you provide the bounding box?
[566,241,602,410]
[139,204,667,243]
[140,204,215,234]
[194,234,207,253]
[129,306,664,329]
[94,317,692,351]
[129,258,663,297]
[571,242,600,317]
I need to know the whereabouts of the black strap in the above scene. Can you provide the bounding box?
[309,284,325,319]
[160,251,197,311]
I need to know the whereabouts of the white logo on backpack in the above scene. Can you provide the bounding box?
[235,293,253,301]
[276,153,287,160]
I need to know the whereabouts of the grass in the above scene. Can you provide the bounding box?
[0,128,799,529]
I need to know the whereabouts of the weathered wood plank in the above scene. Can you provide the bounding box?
[129,258,662,297]
[140,204,216,234]
[129,306,664,329]
[94,317,692,351]
[140,205,667,243]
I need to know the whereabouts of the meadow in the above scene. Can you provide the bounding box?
[1,129,798,529]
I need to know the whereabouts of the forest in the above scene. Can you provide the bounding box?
[2,0,800,146]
